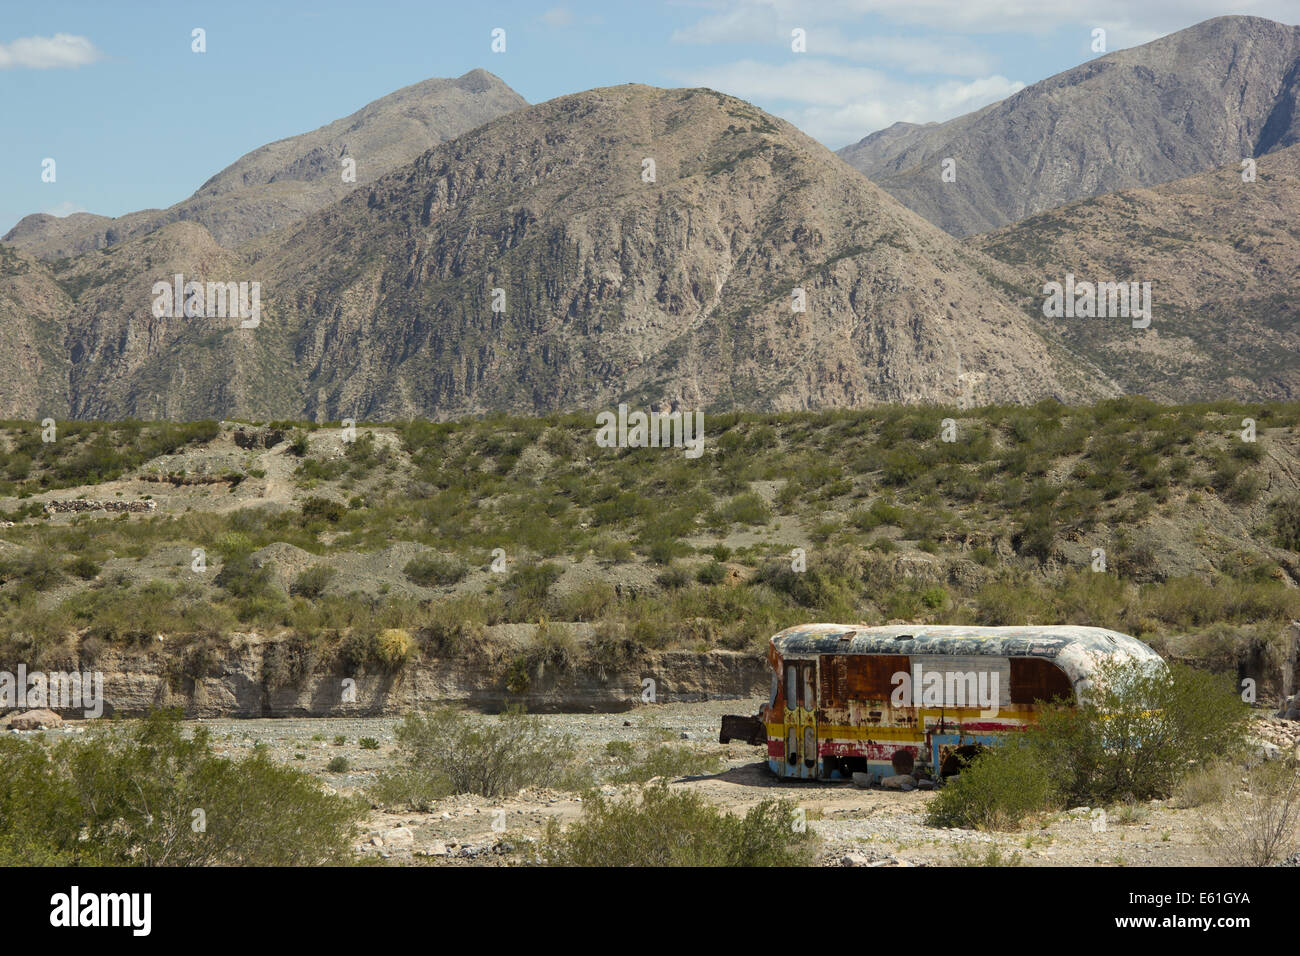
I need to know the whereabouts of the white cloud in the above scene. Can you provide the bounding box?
[0,33,102,70]
[672,0,1298,39]
[43,201,88,218]
[540,7,575,27]
[672,58,1023,145]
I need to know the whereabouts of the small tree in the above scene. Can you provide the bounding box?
[1027,657,1250,804]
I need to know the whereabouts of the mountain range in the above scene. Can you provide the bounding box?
[838,16,1300,237]
[1,15,1296,421]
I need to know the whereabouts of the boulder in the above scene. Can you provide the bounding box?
[383,826,414,848]
[851,771,877,789]
[8,709,63,730]
[881,774,916,792]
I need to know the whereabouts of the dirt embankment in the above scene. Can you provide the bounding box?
[34,625,767,718]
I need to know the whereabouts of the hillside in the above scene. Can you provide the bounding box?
[839,16,1300,236]
[2,70,527,259]
[254,83,1111,420]
[972,144,1300,402]
[2,399,1298,709]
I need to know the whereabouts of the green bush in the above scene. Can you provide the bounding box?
[696,561,727,585]
[1271,495,1300,551]
[371,707,577,809]
[403,553,468,587]
[64,555,102,581]
[505,563,563,604]
[537,784,815,866]
[301,496,345,523]
[606,744,723,783]
[215,553,274,598]
[291,564,337,598]
[1027,658,1250,805]
[0,710,362,865]
[925,740,1056,831]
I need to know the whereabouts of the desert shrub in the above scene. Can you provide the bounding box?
[521,623,581,673]
[403,553,468,587]
[696,561,727,585]
[290,564,337,598]
[716,492,771,526]
[374,628,415,669]
[338,627,414,673]
[215,553,273,598]
[592,536,635,563]
[925,740,1057,831]
[537,784,815,866]
[1172,761,1236,809]
[370,707,576,809]
[64,555,102,581]
[551,580,614,621]
[261,635,320,689]
[505,563,563,604]
[1203,758,1300,866]
[1271,495,1300,551]
[0,548,64,592]
[1026,658,1250,805]
[950,844,1025,866]
[0,710,362,865]
[656,564,690,589]
[642,533,691,565]
[358,737,380,750]
[756,559,857,619]
[606,745,723,783]
[301,496,345,523]
[326,756,350,773]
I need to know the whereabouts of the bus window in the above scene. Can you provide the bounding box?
[803,665,816,709]
[786,664,798,707]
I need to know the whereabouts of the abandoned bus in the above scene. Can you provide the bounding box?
[719,623,1164,781]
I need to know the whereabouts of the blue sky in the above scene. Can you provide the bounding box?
[2,0,1297,234]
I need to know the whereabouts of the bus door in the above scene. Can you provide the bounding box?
[783,660,819,779]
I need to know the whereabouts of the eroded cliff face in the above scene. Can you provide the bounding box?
[24,626,767,718]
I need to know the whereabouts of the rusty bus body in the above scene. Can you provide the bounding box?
[720,623,1164,780]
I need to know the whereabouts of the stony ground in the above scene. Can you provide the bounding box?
[75,700,1285,868]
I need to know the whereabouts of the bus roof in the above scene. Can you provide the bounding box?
[771,624,1162,678]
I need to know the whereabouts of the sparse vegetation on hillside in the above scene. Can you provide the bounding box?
[0,400,1296,688]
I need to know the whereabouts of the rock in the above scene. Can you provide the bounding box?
[383,826,414,848]
[680,732,691,740]
[370,834,384,847]
[881,774,916,792]
[8,709,63,730]
[918,778,937,790]
[841,853,872,867]
[430,841,449,857]
[851,771,877,789]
